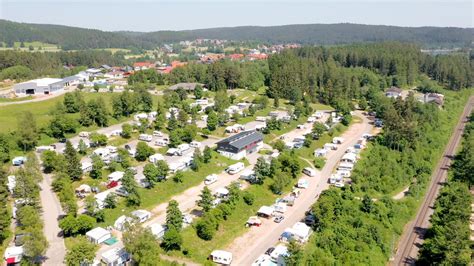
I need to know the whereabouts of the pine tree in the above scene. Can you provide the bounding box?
[64,140,82,181]
[166,200,183,231]
[197,186,214,213]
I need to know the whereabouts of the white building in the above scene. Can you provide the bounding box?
[14,78,64,95]
[101,248,130,266]
[86,227,111,244]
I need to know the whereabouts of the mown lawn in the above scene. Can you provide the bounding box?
[97,152,237,226]
[166,180,291,264]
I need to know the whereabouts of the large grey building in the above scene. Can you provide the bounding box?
[14,78,65,95]
[216,130,264,160]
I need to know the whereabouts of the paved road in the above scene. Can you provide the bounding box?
[226,112,373,265]
[37,155,67,266]
[391,96,474,265]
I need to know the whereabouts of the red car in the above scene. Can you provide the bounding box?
[107,180,119,189]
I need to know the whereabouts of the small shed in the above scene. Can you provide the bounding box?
[86,227,111,244]
[257,206,274,218]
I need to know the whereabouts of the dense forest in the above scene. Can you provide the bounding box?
[1,19,473,50]
[417,113,473,264]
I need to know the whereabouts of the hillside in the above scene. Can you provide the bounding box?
[0,19,472,50]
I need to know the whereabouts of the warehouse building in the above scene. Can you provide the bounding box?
[216,130,263,160]
[14,78,65,95]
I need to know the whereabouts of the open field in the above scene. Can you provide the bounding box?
[0,41,60,52]
[0,92,160,134]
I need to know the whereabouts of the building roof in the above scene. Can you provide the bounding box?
[17,78,63,87]
[168,82,203,91]
[386,86,402,94]
[101,248,129,264]
[86,227,110,240]
[216,130,263,150]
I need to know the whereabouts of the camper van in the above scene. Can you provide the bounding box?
[337,162,354,171]
[177,143,190,155]
[155,139,169,147]
[139,134,153,142]
[240,169,256,181]
[210,250,233,265]
[226,162,245,175]
[302,167,316,177]
[204,174,219,185]
[256,116,267,122]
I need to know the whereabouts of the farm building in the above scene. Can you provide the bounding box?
[14,78,65,95]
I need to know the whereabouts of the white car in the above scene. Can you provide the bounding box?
[335,182,345,188]
[204,174,219,185]
[297,124,306,129]
[79,131,90,138]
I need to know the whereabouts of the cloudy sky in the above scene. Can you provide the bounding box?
[1,0,472,31]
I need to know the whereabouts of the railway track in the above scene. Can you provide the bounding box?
[392,96,474,265]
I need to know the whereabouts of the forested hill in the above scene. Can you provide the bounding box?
[139,24,474,48]
[0,20,149,50]
[1,19,473,50]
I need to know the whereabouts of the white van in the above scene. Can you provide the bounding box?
[302,167,316,177]
[204,174,219,185]
[139,134,153,142]
[226,162,245,175]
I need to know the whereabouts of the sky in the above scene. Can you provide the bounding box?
[0,0,472,32]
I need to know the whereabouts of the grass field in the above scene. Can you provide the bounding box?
[95,151,237,227]
[0,92,161,135]
[0,41,60,52]
[0,96,33,103]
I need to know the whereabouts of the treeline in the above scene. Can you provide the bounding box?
[297,90,470,264]
[417,112,474,265]
[267,43,471,111]
[0,19,153,50]
[2,19,473,49]
[148,59,269,91]
[0,50,127,81]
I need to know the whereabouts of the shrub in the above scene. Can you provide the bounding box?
[243,192,255,205]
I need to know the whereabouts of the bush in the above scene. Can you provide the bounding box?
[314,157,326,169]
[243,191,255,205]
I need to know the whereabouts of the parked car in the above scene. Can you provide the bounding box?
[115,187,129,197]
[274,215,284,223]
[106,180,119,189]
[204,174,219,185]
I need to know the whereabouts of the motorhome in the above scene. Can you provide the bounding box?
[226,162,245,175]
[190,141,201,148]
[239,169,256,181]
[149,153,164,164]
[210,250,233,265]
[324,143,338,150]
[155,139,169,147]
[36,146,55,153]
[273,202,287,213]
[297,179,309,189]
[139,134,153,142]
[152,131,163,137]
[302,167,316,177]
[177,143,190,155]
[256,116,267,122]
[337,162,354,171]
